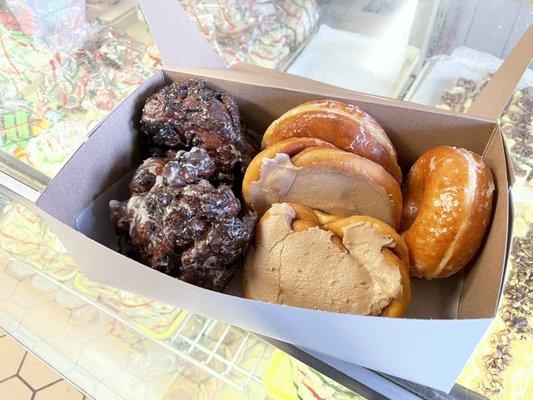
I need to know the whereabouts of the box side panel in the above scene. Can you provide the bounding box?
[458,131,509,318]
[51,210,490,392]
[164,69,496,168]
[36,72,166,227]
[89,234,491,392]
[406,274,463,319]
[229,63,393,102]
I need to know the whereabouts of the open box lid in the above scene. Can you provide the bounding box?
[138,0,421,97]
[139,0,531,119]
[138,0,226,69]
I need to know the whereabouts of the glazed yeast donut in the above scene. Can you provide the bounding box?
[401,146,494,279]
[242,137,402,228]
[262,100,403,184]
[243,203,411,317]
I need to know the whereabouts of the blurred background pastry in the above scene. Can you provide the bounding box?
[177,0,319,70]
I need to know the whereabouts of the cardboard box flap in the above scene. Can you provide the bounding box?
[229,62,374,98]
[220,63,500,120]
[138,0,226,69]
[467,25,533,186]
[467,26,533,122]
[456,27,530,316]
[229,62,428,108]
[165,65,421,114]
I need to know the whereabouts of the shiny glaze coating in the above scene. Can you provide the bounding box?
[262,100,402,184]
[401,146,494,279]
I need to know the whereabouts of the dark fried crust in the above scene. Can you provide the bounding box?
[141,79,252,183]
[111,148,256,291]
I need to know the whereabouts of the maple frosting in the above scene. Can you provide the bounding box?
[247,153,396,226]
[244,203,403,315]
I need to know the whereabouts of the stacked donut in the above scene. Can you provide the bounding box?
[242,99,495,317]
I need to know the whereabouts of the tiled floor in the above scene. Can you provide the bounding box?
[0,329,89,400]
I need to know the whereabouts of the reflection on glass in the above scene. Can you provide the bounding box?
[176,0,423,97]
[0,1,160,178]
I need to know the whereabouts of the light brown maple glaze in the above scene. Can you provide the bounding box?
[243,204,411,317]
[327,214,411,317]
[242,138,402,228]
[242,137,334,198]
[401,146,494,279]
[290,147,402,228]
[262,100,403,184]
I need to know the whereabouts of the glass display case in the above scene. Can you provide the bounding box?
[0,0,160,181]
[0,1,531,399]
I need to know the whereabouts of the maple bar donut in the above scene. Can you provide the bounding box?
[401,146,494,279]
[242,137,402,228]
[262,100,403,184]
[243,203,411,317]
